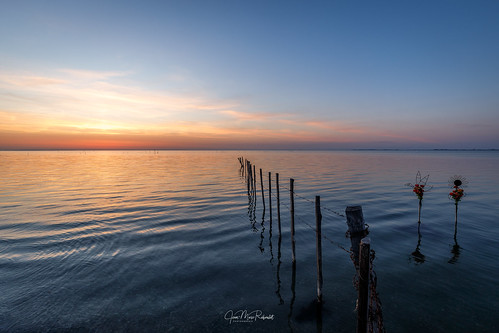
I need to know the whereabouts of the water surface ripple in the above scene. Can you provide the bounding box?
[1,150,498,332]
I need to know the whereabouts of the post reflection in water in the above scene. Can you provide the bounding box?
[275,234,284,305]
[409,215,462,265]
[288,260,296,332]
[316,301,323,333]
[259,211,265,253]
[410,221,425,264]
[259,170,266,253]
[248,189,257,230]
[269,215,274,263]
[246,175,257,231]
[449,216,461,264]
[294,299,323,333]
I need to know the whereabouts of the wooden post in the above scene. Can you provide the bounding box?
[247,161,251,193]
[248,162,253,190]
[268,171,272,222]
[315,196,323,303]
[276,172,281,236]
[253,165,256,192]
[346,205,367,267]
[249,161,253,187]
[358,237,370,333]
[290,178,296,263]
[260,168,266,210]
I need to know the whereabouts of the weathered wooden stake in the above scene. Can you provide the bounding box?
[346,205,367,267]
[248,162,253,189]
[315,196,323,303]
[268,172,272,222]
[290,178,296,263]
[247,161,251,193]
[276,172,281,236]
[260,168,266,210]
[249,161,253,185]
[253,165,256,191]
[358,237,370,333]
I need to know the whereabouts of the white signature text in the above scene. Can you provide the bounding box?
[224,310,275,324]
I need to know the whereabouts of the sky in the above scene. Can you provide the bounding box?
[1,0,498,150]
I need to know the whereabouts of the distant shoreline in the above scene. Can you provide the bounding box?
[1,148,498,152]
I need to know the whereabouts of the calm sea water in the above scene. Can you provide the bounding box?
[1,150,498,332]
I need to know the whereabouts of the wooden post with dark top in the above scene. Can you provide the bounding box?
[276,173,281,236]
[346,205,367,267]
[290,178,296,263]
[260,168,266,210]
[315,195,323,303]
[358,237,370,333]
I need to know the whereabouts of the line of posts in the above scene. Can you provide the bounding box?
[238,157,372,333]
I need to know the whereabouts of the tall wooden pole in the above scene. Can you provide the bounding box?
[250,162,253,188]
[290,178,296,263]
[247,161,251,194]
[315,196,323,303]
[253,165,256,191]
[358,237,370,333]
[260,168,266,210]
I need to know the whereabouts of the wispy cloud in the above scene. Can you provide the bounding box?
[0,67,452,148]
[219,110,281,121]
[0,69,238,136]
[58,68,129,81]
[0,74,68,87]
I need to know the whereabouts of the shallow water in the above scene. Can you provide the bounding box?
[1,150,498,332]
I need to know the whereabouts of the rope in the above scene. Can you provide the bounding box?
[239,159,351,253]
[262,175,346,219]
[252,173,353,255]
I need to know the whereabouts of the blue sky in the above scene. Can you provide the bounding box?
[1,0,498,149]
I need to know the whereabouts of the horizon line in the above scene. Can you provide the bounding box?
[1,148,498,152]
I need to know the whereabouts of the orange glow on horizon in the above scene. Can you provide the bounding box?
[0,69,444,150]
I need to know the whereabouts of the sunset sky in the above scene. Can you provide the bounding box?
[1,1,498,149]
